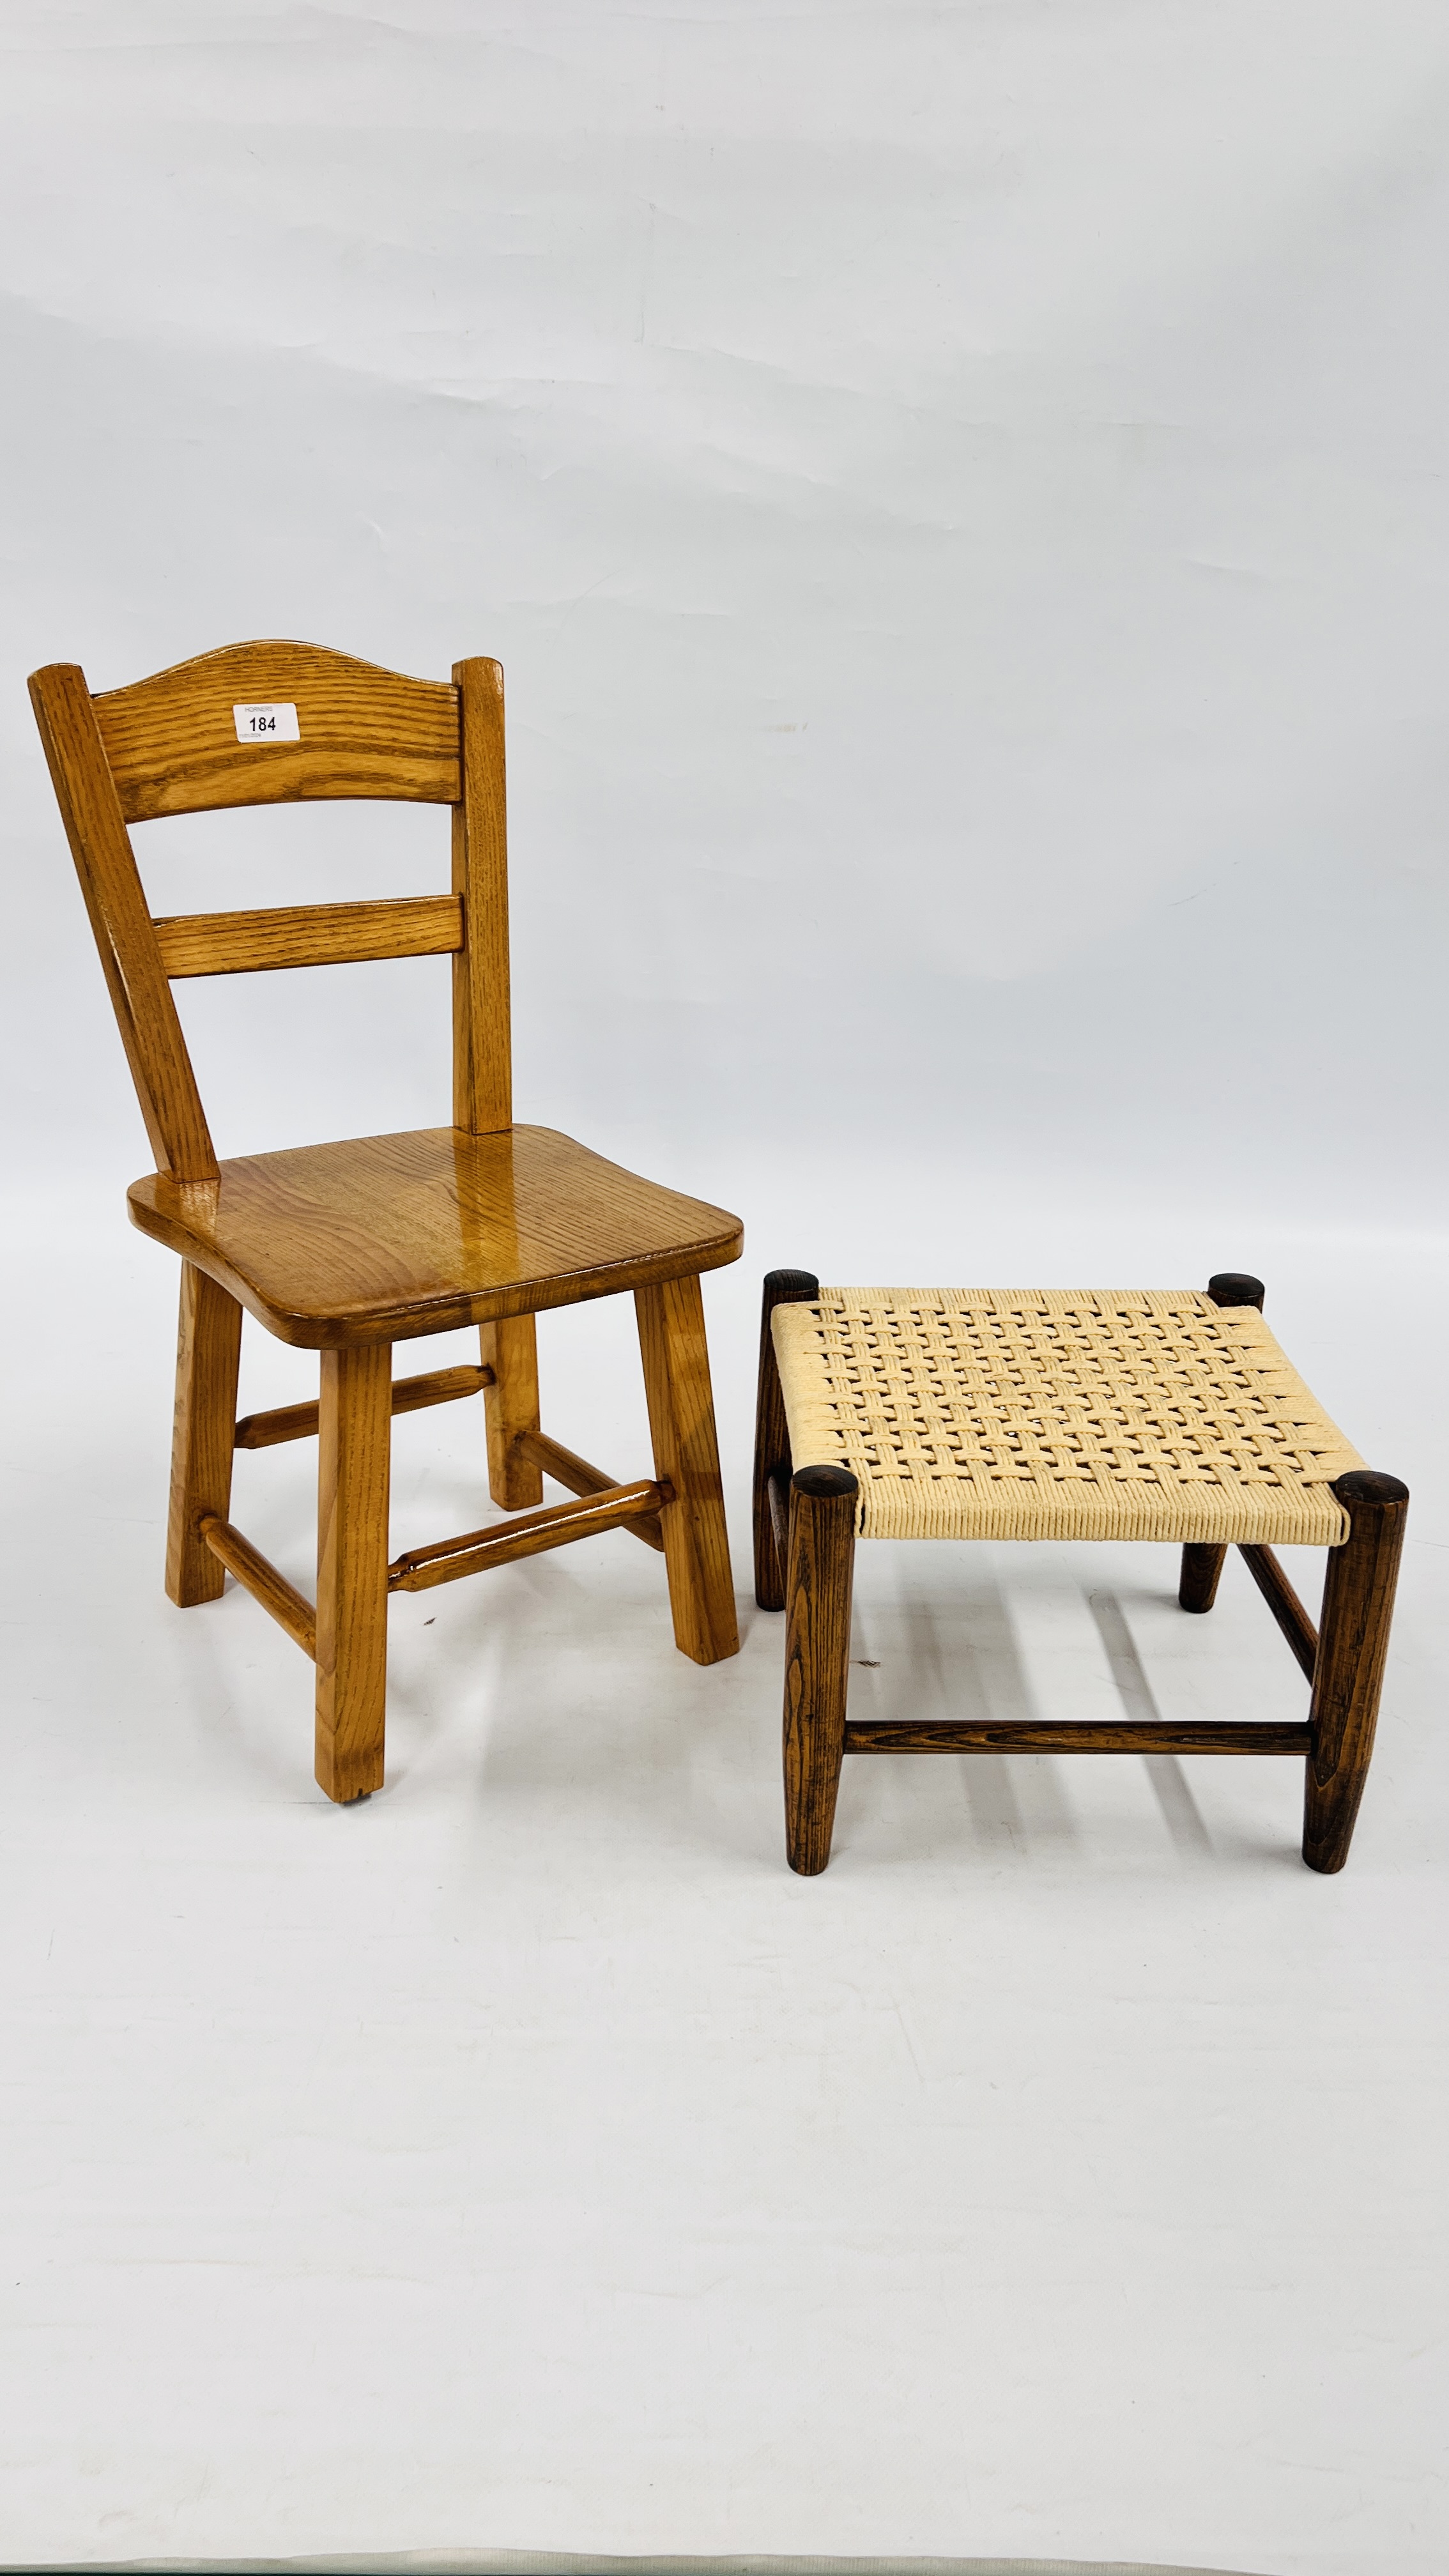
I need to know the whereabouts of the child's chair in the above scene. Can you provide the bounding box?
[31,642,742,1802]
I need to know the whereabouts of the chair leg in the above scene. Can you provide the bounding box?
[783,1466,858,1874]
[752,1268,819,1611]
[1303,1469,1409,1874]
[1179,1544,1227,1613]
[315,1343,393,1804]
[635,1275,739,1664]
[479,1315,543,1509]
[165,1262,243,1607]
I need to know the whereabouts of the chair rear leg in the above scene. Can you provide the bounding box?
[752,1268,819,1611]
[1179,1544,1227,1612]
[1303,1469,1409,1873]
[166,1262,243,1607]
[783,1466,858,1874]
[480,1315,543,1509]
[636,1275,739,1665]
[315,1343,393,1804]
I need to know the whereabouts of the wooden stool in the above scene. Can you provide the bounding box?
[30,641,742,1802]
[752,1271,1407,1874]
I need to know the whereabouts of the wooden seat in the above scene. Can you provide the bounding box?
[753,1269,1407,1877]
[30,640,742,1804]
[128,1125,742,1347]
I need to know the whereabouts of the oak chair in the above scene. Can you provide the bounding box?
[753,1269,1406,1874]
[30,641,742,1802]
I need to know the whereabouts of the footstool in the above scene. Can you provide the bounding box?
[751,1269,1407,1874]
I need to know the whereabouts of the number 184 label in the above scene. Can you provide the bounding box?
[233,702,300,743]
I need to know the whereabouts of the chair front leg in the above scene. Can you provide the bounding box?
[1303,1469,1409,1873]
[635,1275,739,1665]
[479,1314,543,1509]
[783,1465,858,1874]
[315,1342,393,1804]
[166,1262,243,1607]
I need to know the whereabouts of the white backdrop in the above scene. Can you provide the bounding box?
[1,6,1447,2572]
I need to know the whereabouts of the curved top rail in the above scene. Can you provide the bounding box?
[91,638,461,822]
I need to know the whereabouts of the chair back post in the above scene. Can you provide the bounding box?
[451,656,512,1135]
[29,638,512,1169]
[28,661,218,1181]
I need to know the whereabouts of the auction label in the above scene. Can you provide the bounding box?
[233,702,300,743]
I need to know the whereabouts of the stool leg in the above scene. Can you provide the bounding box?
[1181,1271,1267,1615]
[315,1343,393,1804]
[1303,1469,1409,1873]
[636,1275,739,1665]
[1179,1544,1226,1613]
[783,1465,858,1874]
[479,1315,543,1510]
[165,1262,242,1607]
[752,1268,818,1610]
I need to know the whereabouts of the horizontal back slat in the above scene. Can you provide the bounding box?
[95,640,461,822]
[154,894,464,979]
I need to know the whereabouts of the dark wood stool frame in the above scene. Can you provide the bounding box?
[753,1268,1407,1876]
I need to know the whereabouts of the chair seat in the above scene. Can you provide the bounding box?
[128,1123,743,1349]
[772,1287,1363,1546]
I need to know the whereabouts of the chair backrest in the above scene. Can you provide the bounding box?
[27,640,511,1182]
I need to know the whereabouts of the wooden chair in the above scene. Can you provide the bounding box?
[30,641,742,1802]
[753,1269,1407,1874]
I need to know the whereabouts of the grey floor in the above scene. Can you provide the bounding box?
[3,1171,1444,2575]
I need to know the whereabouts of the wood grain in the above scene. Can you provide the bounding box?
[166,1262,243,1605]
[767,1471,790,1581]
[129,1124,743,1349]
[29,663,218,1179]
[1238,1542,1319,1682]
[636,1274,739,1664]
[315,1343,393,1802]
[479,1312,543,1509]
[155,895,462,979]
[782,1465,858,1874]
[199,1515,318,1659]
[33,637,746,1801]
[91,640,459,821]
[390,1480,668,1591]
[1303,1469,1409,1873]
[234,1360,494,1451]
[516,1428,665,1551]
[844,1721,1311,1754]
[752,1268,820,1610]
[452,656,512,1134]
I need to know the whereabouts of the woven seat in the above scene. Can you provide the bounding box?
[753,1268,1407,1879]
[771,1289,1361,1547]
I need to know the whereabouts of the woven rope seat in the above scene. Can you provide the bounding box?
[771,1289,1363,1548]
